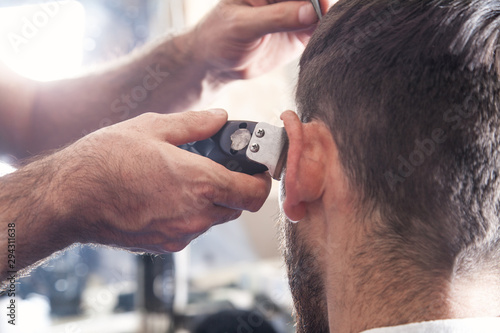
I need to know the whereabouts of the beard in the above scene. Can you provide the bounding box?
[278,212,330,333]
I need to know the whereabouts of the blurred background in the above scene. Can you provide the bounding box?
[0,1,300,332]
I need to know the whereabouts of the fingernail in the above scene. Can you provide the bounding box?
[207,108,226,116]
[299,3,319,25]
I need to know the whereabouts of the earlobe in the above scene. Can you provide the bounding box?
[280,111,329,222]
[282,194,308,222]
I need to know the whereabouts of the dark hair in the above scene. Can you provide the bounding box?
[297,0,500,275]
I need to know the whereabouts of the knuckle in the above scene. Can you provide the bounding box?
[138,112,157,121]
[163,242,188,253]
[184,217,210,235]
[136,112,164,130]
[270,9,288,27]
[196,181,220,205]
[218,5,238,26]
[217,209,242,225]
[229,210,243,221]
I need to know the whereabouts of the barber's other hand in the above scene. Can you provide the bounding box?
[189,0,337,81]
[57,110,271,253]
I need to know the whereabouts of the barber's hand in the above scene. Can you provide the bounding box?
[62,110,271,253]
[190,0,337,80]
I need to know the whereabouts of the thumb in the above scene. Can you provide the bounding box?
[239,1,318,38]
[163,109,228,145]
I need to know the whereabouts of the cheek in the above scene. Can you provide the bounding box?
[280,214,329,332]
[278,212,313,262]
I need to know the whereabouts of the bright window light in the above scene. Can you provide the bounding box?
[0,1,85,82]
[0,161,16,177]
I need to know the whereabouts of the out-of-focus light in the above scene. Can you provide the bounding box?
[0,161,16,177]
[55,279,69,292]
[83,37,96,51]
[0,1,85,82]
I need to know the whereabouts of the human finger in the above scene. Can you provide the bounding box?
[273,0,337,14]
[143,207,242,253]
[209,170,272,212]
[236,1,318,38]
[148,109,229,145]
[144,205,242,244]
[273,0,339,21]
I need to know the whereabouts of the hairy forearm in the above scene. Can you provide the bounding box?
[11,32,220,158]
[0,155,67,280]
[0,150,87,282]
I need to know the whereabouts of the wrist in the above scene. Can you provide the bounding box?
[34,140,106,246]
[133,31,224,113]
[172,29,232,88]
[49,140,110,244]
[0,153,81,273]
[171,30,205,70]
[37,151,88,245]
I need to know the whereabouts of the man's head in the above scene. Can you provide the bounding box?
[280,0,500,332]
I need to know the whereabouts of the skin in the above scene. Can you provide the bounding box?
[279,111,500,333]
[0,0,337,281]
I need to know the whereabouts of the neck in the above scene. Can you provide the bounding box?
[448,272,500,318]
[322,217,500,333]
[325,256,448,333]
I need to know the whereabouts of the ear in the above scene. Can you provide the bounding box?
[280,111,332,222]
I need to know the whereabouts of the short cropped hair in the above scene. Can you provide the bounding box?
[297,0,500,275]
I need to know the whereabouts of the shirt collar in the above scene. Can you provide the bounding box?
[361,317,500,333]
